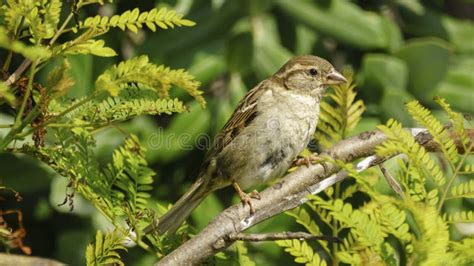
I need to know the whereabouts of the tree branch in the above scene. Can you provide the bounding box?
[0,253,63,266]
[227,232,340,243]
[155,128,473,265]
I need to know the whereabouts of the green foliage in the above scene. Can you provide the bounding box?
[406,100,458,165]
[408,203,451,265]
[448,237,474,265]
[95,55,203,105]
[450,179,474,199]
[444,211,474,224]
[86,230,127,266]
[65,86,188,127]
[276,239,326,266]
[0,1,199,263]
[315,70,365,147]
[45,59,75,97]
[0,82,15,105]
[434,96,470,149]
[377,117,446,190]
[0,26,50,60]
[79,7,195,33]
[62,39,117,57]
[36,129,156,230]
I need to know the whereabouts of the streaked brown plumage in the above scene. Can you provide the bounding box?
[146,55,347,234]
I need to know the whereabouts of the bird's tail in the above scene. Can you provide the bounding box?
[147,177,209,235]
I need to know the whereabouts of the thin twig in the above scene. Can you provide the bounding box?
[2,17,25,71]
[379,164,405,199]
[5,59,31,86]
[227,232,341,243]
[14,61,37,127]
[437,141,474,212]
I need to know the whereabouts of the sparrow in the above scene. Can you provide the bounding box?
[146,55,347,234]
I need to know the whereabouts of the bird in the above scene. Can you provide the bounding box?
[146,55,347,234]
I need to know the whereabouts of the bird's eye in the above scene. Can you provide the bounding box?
[309,68,318,76]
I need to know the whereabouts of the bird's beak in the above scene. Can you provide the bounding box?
[325,70,347,85]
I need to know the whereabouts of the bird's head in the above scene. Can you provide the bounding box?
[276,55,347,97]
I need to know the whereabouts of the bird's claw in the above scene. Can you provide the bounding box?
[294,153,321,167]
[232,182,260,214]
[239,192,256,214]
[294,153,329,174]
[249,190,261,200]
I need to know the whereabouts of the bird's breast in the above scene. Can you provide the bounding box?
[216,90,320,189]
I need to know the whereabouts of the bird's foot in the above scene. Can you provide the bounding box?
[249,190,261,200]
[294,153,329,173]
[232,182,260,214]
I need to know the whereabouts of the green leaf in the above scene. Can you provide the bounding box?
[380,88,414,126]
[449,238,474,265]
[0,26,50,60]
[67,55,94,98]
[43,0,62,34]
[276,0,392,49]
[226,31,253,74]
[396,38,452,102]
[276,239,326,265]
[361,54,408,91]
[80,7,195,32]
[46,59,75,96]
[294,24,318,55]
[187,53,226,86]
[442,16,474,54]
[380,16,403,53]
[0,82,15,106]
[86,230,127,266]
[95,55,204,106]
[449,180,474,199]
[63,39,117,57]
[148,102,211,163]
[434,56,474,112]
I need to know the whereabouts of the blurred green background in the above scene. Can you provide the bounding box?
[1,0,473,264]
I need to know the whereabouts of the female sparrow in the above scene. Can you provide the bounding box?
[147,55,346,234]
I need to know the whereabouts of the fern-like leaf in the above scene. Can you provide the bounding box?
[448,238,474,265]
[443,210,474,224]
[104,135,154,214]
[286,208,329,253]
[62,39,117,57]
[41,0,62,37]
[406,100,458,166]
[461,164,474,175]
[95,56,204,108]
[79,7,195,33]
[449,180,474,199]
[54,27,114,57]
[434,96,469,149]
[65,86,187,126]
[376,119,446,187]
[232,241,256,266]
[315,69,365,147]
[276,239,327,266]
[374,202,412,244]
[408,203,451,265]
[0,26,50,60]
[4,0,51,42]
[86,230,127,266]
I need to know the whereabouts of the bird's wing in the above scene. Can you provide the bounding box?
[206,80,269,158]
